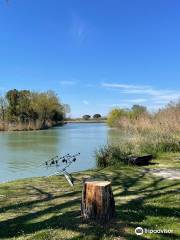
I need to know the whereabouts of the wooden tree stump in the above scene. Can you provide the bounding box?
[81,180,115,223]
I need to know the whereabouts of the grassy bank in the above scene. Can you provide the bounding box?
[0,153,179,240]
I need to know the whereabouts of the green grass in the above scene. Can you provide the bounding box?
[0,153,180,240]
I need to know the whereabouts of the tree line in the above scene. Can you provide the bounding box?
[0,89,67,129]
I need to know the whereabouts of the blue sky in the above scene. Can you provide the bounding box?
[0,0,180,117]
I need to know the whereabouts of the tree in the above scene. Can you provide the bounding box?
[6,89,32,122]
[82,114,91,120]
[31,90,64,126]
[6,89,19,120]
[0,95,7,121]
[131,105,147,119]
[18,90,32,122]
[93,114,101,119]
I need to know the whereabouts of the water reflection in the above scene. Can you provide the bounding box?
[0,123,108,182]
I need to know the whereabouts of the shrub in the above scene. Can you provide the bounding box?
[107,108,127,127]
[96,145,132,167]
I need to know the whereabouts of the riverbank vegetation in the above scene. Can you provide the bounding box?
[0,89,67,131]
[0,153,179,240]
[98,102,180,167]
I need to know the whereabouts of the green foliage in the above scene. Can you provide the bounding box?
[82,114,91,120]
[31,91,64,126]
[96,145,132,167]
[107,108,127,127]
[93,113,101,119]
[6,89,35,122]
[107,105,147,127]
[6,89,20,120]
[1,89,66,128]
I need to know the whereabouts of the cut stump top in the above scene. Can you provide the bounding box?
[85,180,111,187]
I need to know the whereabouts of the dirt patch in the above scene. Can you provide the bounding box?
[150,169,180,180]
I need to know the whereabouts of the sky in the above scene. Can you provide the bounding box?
[0,0,180,117]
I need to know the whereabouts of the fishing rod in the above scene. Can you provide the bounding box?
[41,152,80,187]
[40,153,70,167]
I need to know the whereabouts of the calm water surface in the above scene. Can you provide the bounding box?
[0,123,121,182]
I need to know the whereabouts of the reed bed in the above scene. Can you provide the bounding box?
[96,102,180,167]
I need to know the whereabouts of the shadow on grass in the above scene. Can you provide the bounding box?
[0,169,179,240]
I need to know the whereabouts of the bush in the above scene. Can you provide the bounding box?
[96,145,132,167]
[107,109,127,127]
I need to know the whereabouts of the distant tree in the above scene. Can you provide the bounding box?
[132,104,147,112]
[82,114,91,120]
[93,114,101,119]
[131,105,147,119]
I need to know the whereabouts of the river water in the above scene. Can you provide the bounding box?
[0,123,120,182]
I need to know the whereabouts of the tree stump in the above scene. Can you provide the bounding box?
[81,180,115,223]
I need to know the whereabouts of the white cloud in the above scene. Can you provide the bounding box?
[102,82,180,104]
[83,100,89,105]
[102,83,149,90]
